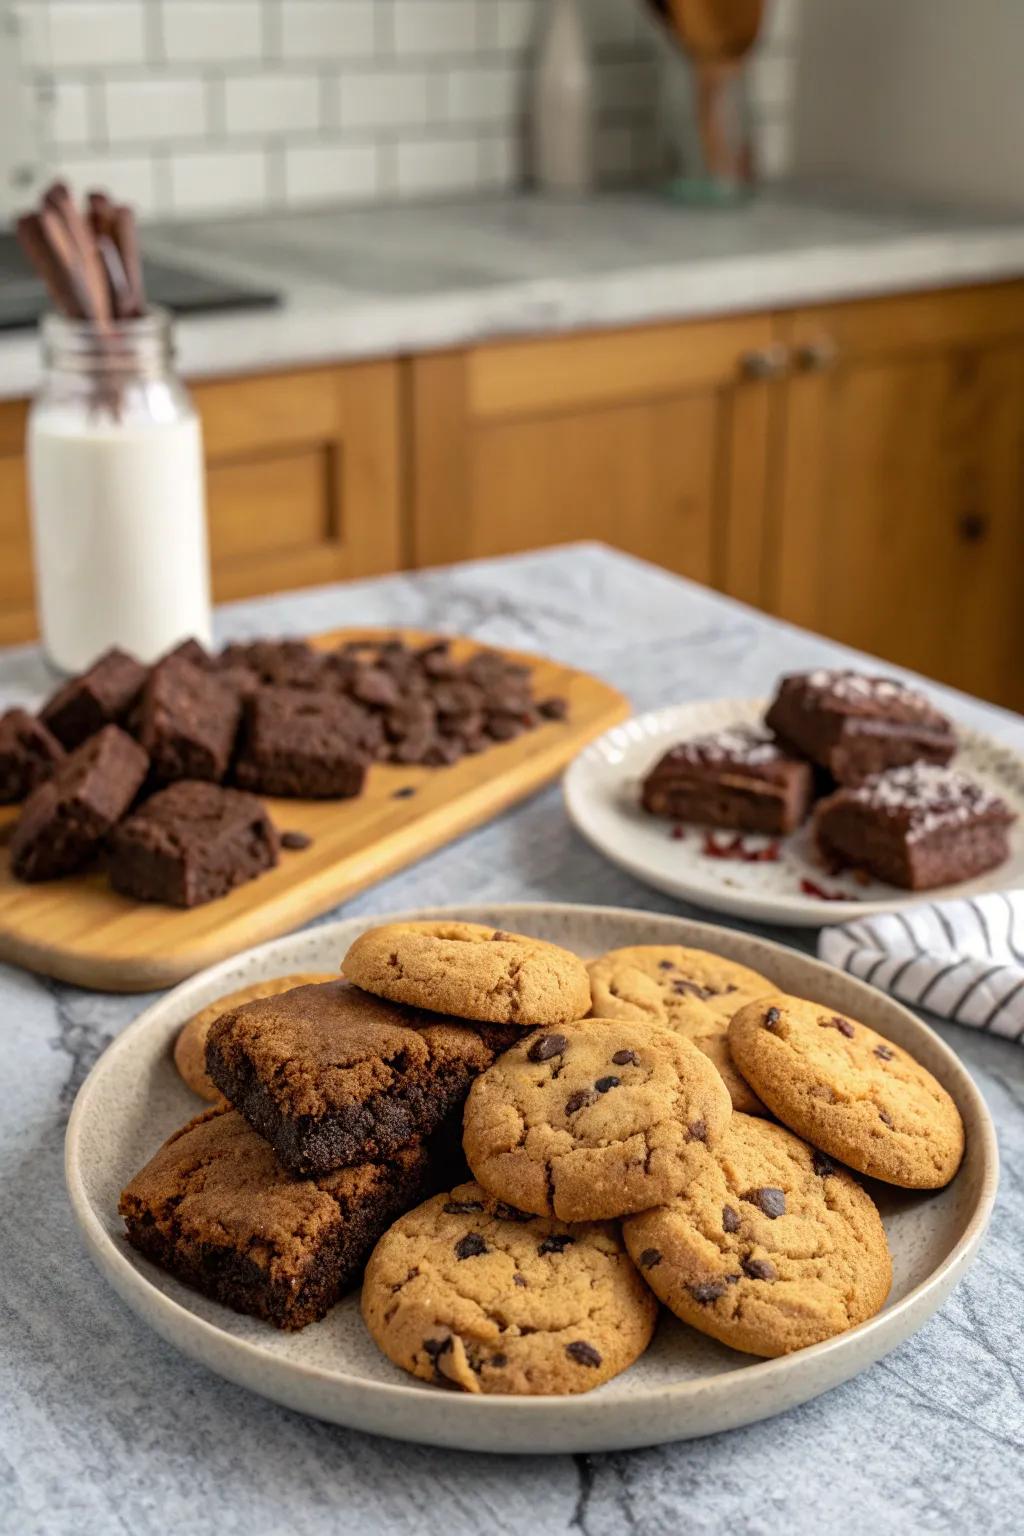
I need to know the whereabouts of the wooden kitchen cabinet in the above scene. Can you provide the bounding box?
[409,313,781,595]
[0,359,404,641]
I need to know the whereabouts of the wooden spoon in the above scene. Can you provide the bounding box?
[667,0,764,184]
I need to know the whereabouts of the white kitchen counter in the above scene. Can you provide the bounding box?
[3,190,1024,398]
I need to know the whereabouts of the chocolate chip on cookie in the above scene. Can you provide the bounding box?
[361,1181,657,1395]
[462,1017,732,1221]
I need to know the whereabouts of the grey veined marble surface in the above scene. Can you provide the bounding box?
[1,545,1022,1536]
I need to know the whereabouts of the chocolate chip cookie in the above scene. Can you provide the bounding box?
[462,1018,732,1221]
[728,995,965,1188]
[623,1113,892,1357]
[342,921,591,1027]
[361,1180,657,1394]
[587,946,775,1115]
[173,972,336,1100]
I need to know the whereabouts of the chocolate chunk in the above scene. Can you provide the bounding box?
[443,1199,484,1215]
[280,829,312,850]
[595,1075,620,1094]
[538,697,569,720]
[513,1273,528,1287]
[565,1341,602,1368]
[823,1015,855,1038]
[874,1043,895,1061]
[423,1335,453,1366]
[658,959,675,971]
[392,786,417,800]
[611,1049,640,1066]
[454,1233,487,1260]
[722,1205,741,1233]
[672,978,711,999]
[638,1248,662,1270]
[537,1234,575,1256]
[565,1089,595,1115]
[489,1353,508,1368]
[741,1256,778,1281]
[812,1149,837,1177]
[690,1279,729,1304]
[749,1187,786,1219]
[528,1033,567,1063]
[688,1119,708,1143]
[493,1202,533,1223]
[764,1006,781,1029]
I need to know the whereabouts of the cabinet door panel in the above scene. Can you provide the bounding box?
[0,455,35,644]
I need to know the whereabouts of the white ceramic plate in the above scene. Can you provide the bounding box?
[563,698,1024,927]
[66,902,997,1454]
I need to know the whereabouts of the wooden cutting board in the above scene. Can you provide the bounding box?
[0,628,629,993]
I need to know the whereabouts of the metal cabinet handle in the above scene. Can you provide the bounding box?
[793,337,839,373]
[739,344,790,380]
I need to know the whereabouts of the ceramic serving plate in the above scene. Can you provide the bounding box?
[563,698,1024,928]
[65,902,998,1455]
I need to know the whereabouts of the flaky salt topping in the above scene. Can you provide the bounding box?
[667,726,786,767]
[801,669,934,714]
[849,764,1008,837]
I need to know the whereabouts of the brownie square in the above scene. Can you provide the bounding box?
[641,726,814,834]
[109,780,279,907]
[813,764,1015,890]
[9,725,148,881]
[39,647,147,750]
[119,1105,433,1330]
[0,708,65,803]
[765,670,956,786]
[206,979,515,1175]
[217,638,326,691]
[233,686,377,799]
[138,658,242,785]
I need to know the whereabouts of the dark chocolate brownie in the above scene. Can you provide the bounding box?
[765,669,956,786]
[119,1105,433,1330]
[9,725,148,881]
[138,658,242,784]
[0,708,65,803]
[206,979,516,1175]
[233,686,378,798]
[158,637,214,670]
[39,646,147,749]
[217,638,326,691]
[641,725,814,834]
[109,780,279,907]
[813,764,1015,890]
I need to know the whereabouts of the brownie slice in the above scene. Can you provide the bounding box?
[9,725,148,881]
[39,647,147,750]
[765,669,956,786]
[138,658,242,784]
[233,686,378,798]
[119,1105,433,1330]
[217,638,326,692]
[814,764,1015,890]
[206,979,516,1175]
[0,708,65,803]
[109,780,279,907]
[641,726,814,834]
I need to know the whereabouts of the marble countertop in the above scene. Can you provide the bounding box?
[3,190,1024,398]
[2,545,1022,1536]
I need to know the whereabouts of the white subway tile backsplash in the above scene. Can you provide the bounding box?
[392,0,481,59]
[338,69,433,131]
[446,66,521,125]
[48,3,147,68]
[284,140,379,205]
[281,1,376,61]
[492,0,538,53]
[60,151,159,214]
[106,77,209,144]
[395,135,479,195]
[750,52,796,113]
[224,74,321,135]
[169,148,268,213]
[49,80,94,147]
[160,2,264,64]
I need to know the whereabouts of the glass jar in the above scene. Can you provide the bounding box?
[27,307,212,672]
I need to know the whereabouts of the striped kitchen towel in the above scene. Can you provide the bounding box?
[818,891,1024,1041]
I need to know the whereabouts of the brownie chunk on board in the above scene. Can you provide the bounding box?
[765,670,956,786]
[206,979,515,1175]
[0,708,65,803]
[109,780,279,907]
[9,725,148,881]
[119,1105,434,1330]
[642,726,814,835]
[814,764,1015,890]
[138,658,242,785]
[40,646,148,749]
[233,686,377,798]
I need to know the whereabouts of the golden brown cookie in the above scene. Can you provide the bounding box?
[342,920,591,1027]
[173,973,336,1100]
[623,1114,892,1357]
[728,994,965,1189]
[361,1180,657,1394]
[587,945,774,1115]
[462,1018,732,1221]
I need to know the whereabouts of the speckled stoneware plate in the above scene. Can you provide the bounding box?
[66,903,997,1455]
[563,699,1024,927]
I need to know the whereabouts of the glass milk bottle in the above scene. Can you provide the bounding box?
[27,307,212,672]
